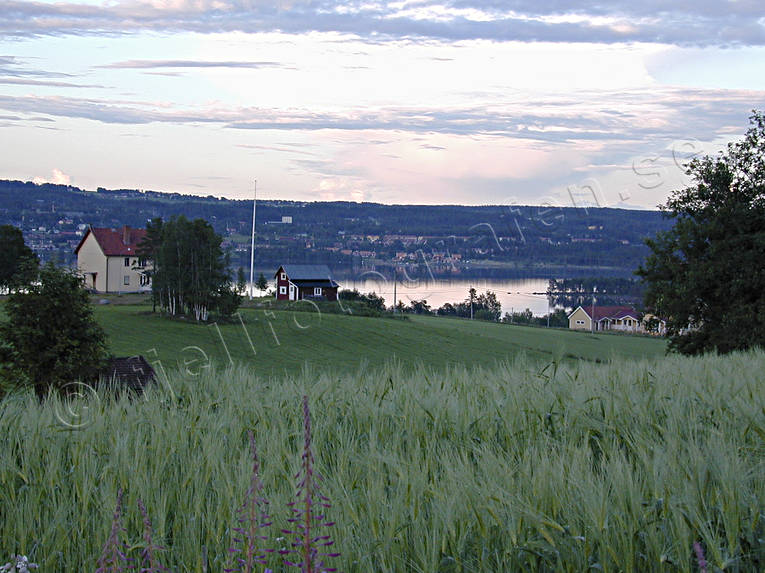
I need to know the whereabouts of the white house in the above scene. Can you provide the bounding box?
[75,225,151,293]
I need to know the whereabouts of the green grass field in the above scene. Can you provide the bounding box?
[1,351,762,571]
[92,300,667,378]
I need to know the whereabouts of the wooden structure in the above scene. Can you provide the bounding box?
[274,264,339,301]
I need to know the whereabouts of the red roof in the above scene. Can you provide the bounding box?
[75,226,147,256]
[582,305,638,321]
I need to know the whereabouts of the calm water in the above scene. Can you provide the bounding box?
[343,275,553,316]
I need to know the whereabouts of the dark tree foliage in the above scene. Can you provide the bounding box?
[0,262,108,397]
[406,299,432,314]
[236,267,247,294]
[0,225,38,292]
[502,308,568,327]
[255,272,269,292]
[138,217,164,312]
[338,288,385,311]
[547,277,644,310]
[139,216,241,320]
[436,288,502,321]
[637,111,765,354]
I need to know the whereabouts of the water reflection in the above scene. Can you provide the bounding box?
[343,275,553,316]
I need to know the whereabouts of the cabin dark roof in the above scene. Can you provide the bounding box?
[276,264,335,281]
[101,356,156,392]
[291,279,340,288]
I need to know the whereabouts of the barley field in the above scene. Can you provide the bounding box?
[1,351,763,571]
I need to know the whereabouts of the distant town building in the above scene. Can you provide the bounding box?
[75,225,151,293]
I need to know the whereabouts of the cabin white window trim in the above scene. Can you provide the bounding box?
[314,287,322,296]
[123,275,130,286]
[280,272,286,280]
[279,286,287,295]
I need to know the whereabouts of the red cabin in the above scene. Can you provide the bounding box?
[274,264,340,301]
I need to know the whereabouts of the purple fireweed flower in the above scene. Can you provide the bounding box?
[96,489,135,572]
[693,541,708,573]
[137,498,168,573]
[226,430,273,573]
[281,396,340,573]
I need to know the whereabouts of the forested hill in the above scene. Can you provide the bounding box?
[0,179,671,277]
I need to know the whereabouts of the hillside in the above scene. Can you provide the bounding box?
[0,179,671,277]
[93,299,666,377]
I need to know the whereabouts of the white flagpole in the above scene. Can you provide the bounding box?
[249,179,257,299]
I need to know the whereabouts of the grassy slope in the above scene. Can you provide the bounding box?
[93,302,666,377]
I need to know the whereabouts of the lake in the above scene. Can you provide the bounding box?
[342,275,554,316]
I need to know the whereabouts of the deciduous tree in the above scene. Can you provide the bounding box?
[140,216,241,320]
[637,111,765,354]
[0,262,108,396]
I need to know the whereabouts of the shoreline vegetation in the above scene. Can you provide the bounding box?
[1,351,763,570]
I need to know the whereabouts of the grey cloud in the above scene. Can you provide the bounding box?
[236,143,318,156]
[1,87,764,145]
[0,0,764,46]
[0,77,105,88]
[0,54,74,79]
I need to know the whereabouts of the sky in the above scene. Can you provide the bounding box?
[1,1,765,208]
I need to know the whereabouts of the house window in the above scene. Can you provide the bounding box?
[123,275,130,286]
[280,272,286,281]
[279,286,286,295]
[124,257,130,267]
[576,320,585,325]
[314,287,322,296]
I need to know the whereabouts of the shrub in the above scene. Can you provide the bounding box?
[0,262,108,397]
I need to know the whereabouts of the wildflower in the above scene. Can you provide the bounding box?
[281,395,340,573]
[693,541,708,573]
[96,488,134,572]
[138,498,168,572]
[226,430,273,573]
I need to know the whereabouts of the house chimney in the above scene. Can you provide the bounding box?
[123,225,130,245]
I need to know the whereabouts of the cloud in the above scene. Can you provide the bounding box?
[1,86,764,142]
[1,0,764,47]
[99,59,287,69]
[0,54,74,79]
[0,77,105,88]
[236,143,318,156]
[33,168,72,185]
